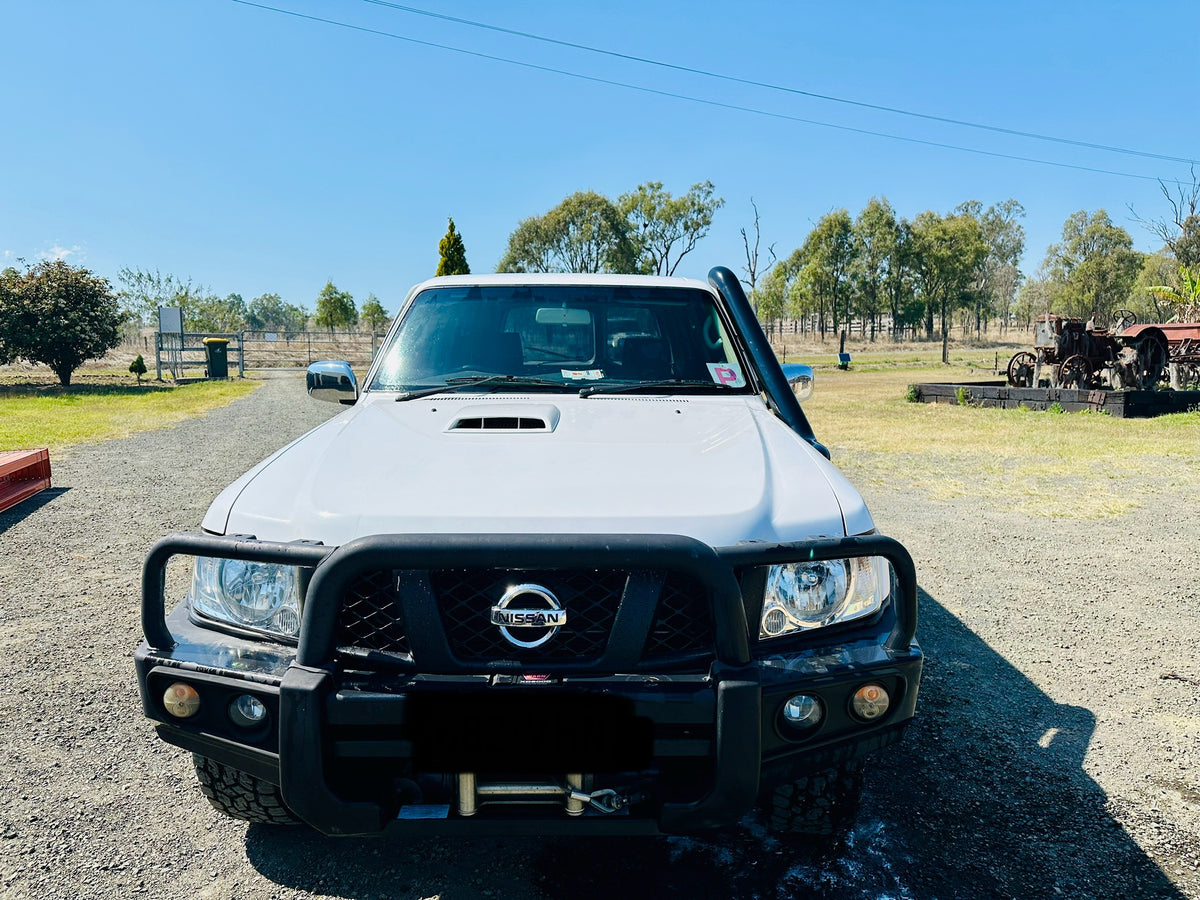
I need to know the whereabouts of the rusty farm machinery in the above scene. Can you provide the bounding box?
[1006,312,1199,391]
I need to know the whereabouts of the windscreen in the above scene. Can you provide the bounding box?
[368,285,753,394]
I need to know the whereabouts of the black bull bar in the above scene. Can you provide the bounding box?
[141,532,918,834]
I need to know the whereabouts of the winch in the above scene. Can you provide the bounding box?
[456,773,633,816]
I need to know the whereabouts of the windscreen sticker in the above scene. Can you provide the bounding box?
[706,362,746,388]
[561,368,604,380]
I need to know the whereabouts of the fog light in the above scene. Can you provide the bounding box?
[163,683,200,718]
[228,694,268,729]
[851,683,890,721]
[781,694,823,731]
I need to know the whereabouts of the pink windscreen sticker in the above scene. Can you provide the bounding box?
[706,362,746,388]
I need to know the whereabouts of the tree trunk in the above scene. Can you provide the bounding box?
[936,300,945,362]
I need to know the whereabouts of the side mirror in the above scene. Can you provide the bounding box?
[307,361,359,405]
[780,363,814,402]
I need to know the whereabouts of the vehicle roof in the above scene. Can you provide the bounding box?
[407,273,715,293]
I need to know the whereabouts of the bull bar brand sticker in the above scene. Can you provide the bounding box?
[706,362,746,388]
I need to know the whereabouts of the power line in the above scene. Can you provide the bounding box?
[354,0,1199,168]
[231,0,1187,186]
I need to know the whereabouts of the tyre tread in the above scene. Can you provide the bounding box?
[762,760,864,837]
[192,754,300,825]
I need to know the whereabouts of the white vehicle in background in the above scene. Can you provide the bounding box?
[136,266,921,839]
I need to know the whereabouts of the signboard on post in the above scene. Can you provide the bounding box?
[157,306,184,380]
[158,306,183,335]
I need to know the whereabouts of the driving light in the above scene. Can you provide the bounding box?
[780,694,823,732]
[163,682,200,718]
[228,694,268,729]
[851,683,890,721]
[190,557,301,639]
[759,556,890,640]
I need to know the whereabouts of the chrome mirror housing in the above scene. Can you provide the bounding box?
[780,363,814,402]
[306,361,358,405]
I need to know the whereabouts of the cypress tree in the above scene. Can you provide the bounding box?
[436,218,470,276]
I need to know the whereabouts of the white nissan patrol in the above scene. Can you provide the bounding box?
[136,266,921,838]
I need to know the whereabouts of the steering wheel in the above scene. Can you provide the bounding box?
[1110,309,1136,333]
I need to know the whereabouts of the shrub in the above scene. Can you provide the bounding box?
[0,260,122,386]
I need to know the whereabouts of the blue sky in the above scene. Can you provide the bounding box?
[3,1,1197,315]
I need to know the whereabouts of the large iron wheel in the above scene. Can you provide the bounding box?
[1136,335,1169,390]
[1058,354,1091,389]
[1006,351,1037,387]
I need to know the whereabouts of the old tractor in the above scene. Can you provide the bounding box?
[1006,312,1170,391]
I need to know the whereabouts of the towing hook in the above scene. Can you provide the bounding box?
[568,788,626,814]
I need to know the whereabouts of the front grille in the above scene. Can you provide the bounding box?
[643,573,713,661]
[338,570,411,657]
[434,568,623,662]
[334,567,716,667]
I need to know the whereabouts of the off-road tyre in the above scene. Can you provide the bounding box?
[193,754,301,825]
[761,760,864,838]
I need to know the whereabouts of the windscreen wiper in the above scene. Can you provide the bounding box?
[395,375,565,402]
[578,379,734,398]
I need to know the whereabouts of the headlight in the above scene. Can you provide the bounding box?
[190,556,301,639]
[759,556,890,640]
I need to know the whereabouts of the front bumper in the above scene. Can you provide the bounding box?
[136,532,922,835]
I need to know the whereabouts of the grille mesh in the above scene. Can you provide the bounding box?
[434,568,623,662]
[338,569,411,656]
[644,573,713,661]
[333,567,715,665]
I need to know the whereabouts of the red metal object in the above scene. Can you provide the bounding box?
[1122,322,1200,343]
[0,449,52,514]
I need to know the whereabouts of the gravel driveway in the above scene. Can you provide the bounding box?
[1,371,1196,899]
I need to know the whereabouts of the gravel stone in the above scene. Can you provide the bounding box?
[0,370,1196,899]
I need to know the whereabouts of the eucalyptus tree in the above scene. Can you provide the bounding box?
[957,199,1026,334]
[117,267,206,328]
[851,197,901,339]
[360,294,390,333]
[1042,210,1142,320]
[188,292,247,333]
[314,281,357,332]
[755,262,789,333]
[910,211,987,363]
[795,209,854,337]
[883,219,918,339]
[498,191,637,274]
[247,293,308,333]
[619,180,724,275]
[1014,274,1052,330]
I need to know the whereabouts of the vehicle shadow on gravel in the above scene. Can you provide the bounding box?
[243,587,1184,900]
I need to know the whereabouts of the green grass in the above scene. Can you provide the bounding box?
[804,367,1200,519]
[0,380,260,453]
